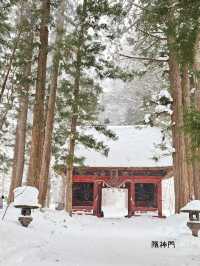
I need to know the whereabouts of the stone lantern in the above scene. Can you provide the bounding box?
[14,186,40,227]
[181,200,200,237]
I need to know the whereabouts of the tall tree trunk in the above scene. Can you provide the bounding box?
[27,0,50,188]
[65,0,87,216]
[57,173,66,210]
[8,86,29,202]
[192,31,200,199]
[38,0,65,206]
[46,173,51,208]
[181,64,195,200]
[65,67,81,216]
[8,126,19,202]
[168,49,183,212]
[167,41,190,212]
[8,2,33,202]
[167,1,190,212]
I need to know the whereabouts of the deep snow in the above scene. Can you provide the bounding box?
[1,207,200,266]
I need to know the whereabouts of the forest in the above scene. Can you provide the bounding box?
[1,0,200,215]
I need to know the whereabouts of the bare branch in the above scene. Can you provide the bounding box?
[137,28,167,41]
[119,53,168,62]
[132,3,149,12]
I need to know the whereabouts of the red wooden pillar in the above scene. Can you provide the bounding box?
[93,182,98,216]
[128,181,135,217]
[93,181,102,217]
[98,183,103,217]
[157,180,163,217]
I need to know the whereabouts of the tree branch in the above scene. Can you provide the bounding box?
[0,30,22,103]
[119,53,168,62]
[137,28,167,41]
[132,3,149,12]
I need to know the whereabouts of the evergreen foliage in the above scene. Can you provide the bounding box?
[2,0,200,208]
[184,108,200,150]
[53,0,126,166]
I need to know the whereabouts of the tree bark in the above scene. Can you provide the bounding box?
[65,64,81,216]
[181,64,195,200]
[65,0,87,215]
[27,0,50,188]
[192,31,200,199]
[46,173,51,208]
[8,86,29,202]
[168,47,182,212]
[8,2,33,202]
[8,125,19,202]
[167,1,190,212]
[57,174,66,210]
[38,0,65,206]
[0,31,22,103]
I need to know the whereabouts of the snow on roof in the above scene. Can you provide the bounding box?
[75,126,172,167]
[181,200,200,211]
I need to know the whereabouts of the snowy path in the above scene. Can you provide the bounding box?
[0,208,200,266]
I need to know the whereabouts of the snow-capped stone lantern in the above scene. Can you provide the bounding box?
[181,200,200,237]
[14,186,40,227]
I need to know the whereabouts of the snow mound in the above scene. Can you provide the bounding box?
[162,177,175,217]
[159,89,172,102]
[102,188,128,218]
[13,186,40,207]
[181,200,200,211]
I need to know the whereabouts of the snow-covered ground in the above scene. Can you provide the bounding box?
[1,207,200,266]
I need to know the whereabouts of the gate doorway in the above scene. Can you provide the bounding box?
[135,183,157,209]
[101,186,128,218]
[72,182,94,207]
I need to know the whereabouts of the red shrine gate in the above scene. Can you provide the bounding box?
[72,166,172,217]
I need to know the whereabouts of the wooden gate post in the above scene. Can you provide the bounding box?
[157,181,163,217]
[128,181,135,217]
[93,181,102,217]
